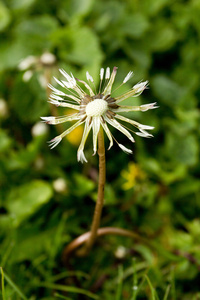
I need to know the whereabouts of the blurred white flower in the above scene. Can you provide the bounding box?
[22,70,33,82]
[115,245,127,259]
[40,52,56,65]
[18,56,37,71]
[42,67,158,163]
[53,178,67,193]
[31,122,48,137]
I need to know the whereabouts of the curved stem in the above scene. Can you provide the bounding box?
[78,127,106,256]
[63,227,142,264]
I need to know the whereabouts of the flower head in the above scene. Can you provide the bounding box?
[41,67,158,163]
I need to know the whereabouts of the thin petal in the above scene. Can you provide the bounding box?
[103,66,118,96]
[49,98,80,110]
[100,120,113,150]
[53,76,65,88]
[86,71,94,83]
[49,120,83,149]
[77,118,92,162]
[115,114,154,130]
[105,67,110,79]
[48,136,62,149]
[118,144,133,154]
[48,84,66,96]
[76,78,95,96]
[123,71,134,84]
[135,129,153,138]
[100,68,104,80]
[92,117,101,155]
[113,102,158,113]
[77,149,87,163]
[104,116,135,143]
[50,92,81,104]
[41,114,79,125]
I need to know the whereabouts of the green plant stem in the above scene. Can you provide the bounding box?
[77,127,106,256]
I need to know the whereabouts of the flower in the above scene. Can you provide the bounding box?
[121,162,146,190]
[41,67,158,163]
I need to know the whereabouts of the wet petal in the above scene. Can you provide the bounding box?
[115,114,154,130]
[103,67,118,96]
[104,116,135,143]
[100,120,113,150]
[77,118,92,162]
[41,114,79,125]
[92,117,101,155]
[118,144,133,154]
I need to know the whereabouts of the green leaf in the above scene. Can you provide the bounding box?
[3,271,28,300]
[52,26,103,67]
[121,14,149,38]
[0,1,11,31]
[72,173,95,197]
[152,75,184,106]
[6,180,53,226]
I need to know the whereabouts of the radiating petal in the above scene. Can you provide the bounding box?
[135,130,153,138]
[41,114,79,125]
[77,118,92,163]
[100,68,104,80]
[86,71,94,83]
[48,136,62,149]
[100,120,113,150]
[104,116,135,143]
[113,102,158,113]
[105,67,110,79]
[76,78,95,96]
[118,144,133,154]
[53,77,65,88]
[140,102,158,111]
[115,114,154,130]
[50,92,80,104]
[48,84,66,96]
[103,67,118,96]
[77,149,87,163]
[49,98,80,109]
[92,117,101,155]
[123,71,134,84]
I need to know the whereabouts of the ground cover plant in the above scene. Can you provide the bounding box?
[0,0,200,299]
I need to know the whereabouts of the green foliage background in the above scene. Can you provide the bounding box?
[0,0,200,299]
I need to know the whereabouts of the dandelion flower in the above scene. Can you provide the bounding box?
[41,67,158,163]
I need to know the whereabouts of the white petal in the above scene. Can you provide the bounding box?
[86,71,94,83]
[53,77,65,87]
[118,144,133,154]
[48,136,62,149]
[115,114,154,131]
[103,66,118,96]
[100,121,113,150]
[48,84,66,96]
[77,150,87,163]
[100,68,104,80]
[123,71,133,84]
[135,130,153,138]
[133,81,148,94]
[105,116,135,143]
[77,118,92,162]
[41,114,79,125]
[140,102,158,112]
[92,117,101,155]
[105,67,110,79]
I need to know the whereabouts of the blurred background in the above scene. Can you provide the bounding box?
[0,0,200,299]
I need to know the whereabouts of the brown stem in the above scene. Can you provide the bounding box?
[77,128,106,256]
[62,227,141,264]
